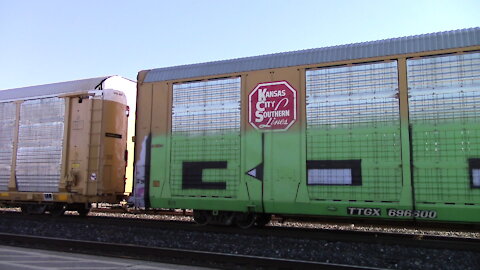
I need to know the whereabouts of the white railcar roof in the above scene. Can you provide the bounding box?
[0,76,134,101]
[144,27,480,83]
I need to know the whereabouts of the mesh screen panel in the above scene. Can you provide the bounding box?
[408,52,480,204]
[0,102,16,191]
[306,62,402,201]
[170,78,241,197]
[16,98,65,192]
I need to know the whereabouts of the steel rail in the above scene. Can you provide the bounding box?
[0,233,384,270]
[1,211,478,252]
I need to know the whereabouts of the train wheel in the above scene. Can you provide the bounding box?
[254,214,271,227]
[20,205,28,214]
[193,210,209,225]
[66,203,91,217]
[77,205,91,217]
[235,213,256,229]
[49,203,66,217]
[21,204,47,215]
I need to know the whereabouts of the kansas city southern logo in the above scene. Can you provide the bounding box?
[248,81,297,131]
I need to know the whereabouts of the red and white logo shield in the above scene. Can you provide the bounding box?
[248,81,297,131]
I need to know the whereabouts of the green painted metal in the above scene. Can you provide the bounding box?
[306,126,403,202]
[411,123,480,203]
[406,52,480,223]
[262,132,303,213]
[170,134,241,198]
[149,125,480,222]
[241,131,263,211]
[150,133,253,211]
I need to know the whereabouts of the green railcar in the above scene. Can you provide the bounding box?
[133,28,480,227]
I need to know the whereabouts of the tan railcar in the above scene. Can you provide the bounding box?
[0,76,134,215]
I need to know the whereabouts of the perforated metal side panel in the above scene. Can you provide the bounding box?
[408,52,480,204]
[306,62,402,202]
[170,78,241,197]
[0,102,16,191]
[16,98,65,192]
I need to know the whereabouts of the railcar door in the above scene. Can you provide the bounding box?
[298,61,410,219]
[147,76,248,214]
[406,52,480,223]
[243,68,303,214]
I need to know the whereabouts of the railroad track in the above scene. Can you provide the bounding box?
[0,233,381,270]
[1,211,478,252]
[1,211,479,269]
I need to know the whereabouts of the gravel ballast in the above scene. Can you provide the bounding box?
[0,211,478,269]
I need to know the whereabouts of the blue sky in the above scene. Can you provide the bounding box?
[0,0,478,90]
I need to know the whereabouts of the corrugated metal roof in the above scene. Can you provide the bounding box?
[144,27,480,83]
[0,76,114,101]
